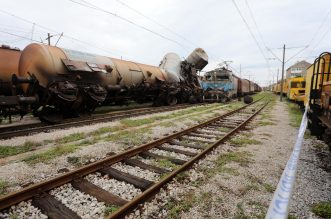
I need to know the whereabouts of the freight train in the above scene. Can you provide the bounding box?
[201,67,261,102]
[0,43,208,122]
[272,52,331,147]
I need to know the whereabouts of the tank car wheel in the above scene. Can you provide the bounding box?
[166,96,177,106]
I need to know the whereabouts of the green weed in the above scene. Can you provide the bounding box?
[56,133,85,144]
[312,202,331,218]
[23,144,78,164]
[0,141,41,158]
[0,179,9,195]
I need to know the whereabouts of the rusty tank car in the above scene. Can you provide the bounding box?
[0,45,21,95]
[0,43,208,122]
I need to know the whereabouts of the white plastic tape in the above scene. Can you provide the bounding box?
[266,105,308,219]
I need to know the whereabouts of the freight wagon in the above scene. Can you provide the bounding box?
[0,43,208,122]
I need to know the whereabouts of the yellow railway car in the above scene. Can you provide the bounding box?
[281,79,289,96]
[304,64,314,106]
[287,77,306,103]
[307,52,331,142]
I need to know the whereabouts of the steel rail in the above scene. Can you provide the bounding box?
[108,100,268,218]
[0,103,200,139]
[0,98,264,211]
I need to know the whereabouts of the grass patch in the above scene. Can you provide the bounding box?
[0,141,41,158]
[23,144,78,164]
[104,205,119,216]
[218,127,231,132]
[166,192,196,219]
[56,133,85,144]
[263,183,276,193]
[91,126,121,136]
[166,191,214,219]
[238,183,260,195]
[216,151,252,167]
[67,156,81,165]
[256,120,275,126]
[106,129,151,145]
[234,202,249,219]
[312,202,331,218]
[247,201,267,218]
[120,118,155,128]
[0,179,9,195]
[230,136,261,146]
[159,121,175,128]
[220,167,240,176]
[287,101,303,127]
[175,171,190,183]
[153,159,178,170]
[260,113,272,120]
[76,139,94,146]
[198,151,252,178]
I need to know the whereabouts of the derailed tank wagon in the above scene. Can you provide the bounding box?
[0,43,208,122]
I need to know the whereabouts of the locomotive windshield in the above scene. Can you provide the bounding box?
[290,81,305,88]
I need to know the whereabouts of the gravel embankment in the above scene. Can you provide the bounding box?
[289,137,331,218]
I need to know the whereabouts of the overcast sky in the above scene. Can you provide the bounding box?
[1,0,330,86]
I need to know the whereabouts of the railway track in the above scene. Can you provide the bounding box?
[0,98,267,218]
[0,103,201,140]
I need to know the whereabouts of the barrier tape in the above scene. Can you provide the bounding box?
[266,105,308,219]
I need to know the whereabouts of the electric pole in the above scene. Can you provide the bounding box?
[280,44,286,102]
[47,33,51,45]
[277,68,279,83]
[240,64,242,77]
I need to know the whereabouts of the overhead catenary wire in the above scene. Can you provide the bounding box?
[81,0,234,70]
[0,29,42,43]
[285,45,309,63]
[68,0,191,52]
[0,9,132,58]
[114,0,197,49]
[245,0,268,51]
[309,24,331,55]
[231,0,271,79]
[244,0,273,81]
[307,9,331,54]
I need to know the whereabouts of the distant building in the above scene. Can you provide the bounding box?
[286,60,311,78]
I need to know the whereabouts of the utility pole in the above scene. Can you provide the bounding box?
[47,33,51,45]
[277,68,279,83]
[239,64,242,77]
[55,32,64,46]
[280,44,286,102]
